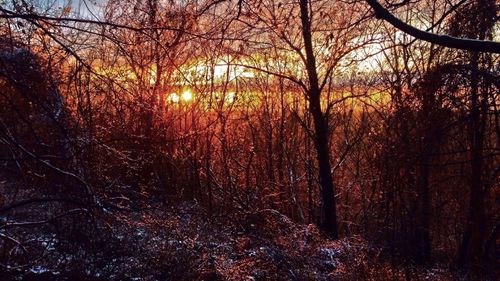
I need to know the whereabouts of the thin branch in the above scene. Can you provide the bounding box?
[2,208,90,228]
[0,198,85,214]
[0,7,182,32]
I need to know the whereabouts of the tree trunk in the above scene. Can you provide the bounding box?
[458,53,486,271]
[417,141,432,263]
[299,0,338,238]
[416,86,434,264]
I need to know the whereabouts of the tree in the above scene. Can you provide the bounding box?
[448,0,498,272]
[298,0,338,238]
[208,0,372,238]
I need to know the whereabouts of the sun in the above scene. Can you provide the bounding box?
[182,90,193,101]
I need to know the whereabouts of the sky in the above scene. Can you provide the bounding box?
[54,0,105,18]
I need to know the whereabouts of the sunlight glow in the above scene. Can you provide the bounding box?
[169,93,180,103]
[226,91,236,103]
[182,90,193,101]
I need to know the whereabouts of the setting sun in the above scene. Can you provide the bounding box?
[182,90,193,101]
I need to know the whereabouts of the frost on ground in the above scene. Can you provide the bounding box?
[1,201,456,281]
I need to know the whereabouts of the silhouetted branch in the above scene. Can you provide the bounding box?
[0,7,182,32]
[1,208,90,228]
[364,0,500,53]
[0,198,85,214]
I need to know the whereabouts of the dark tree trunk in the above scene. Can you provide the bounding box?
[299,0,338,238]
[310,95,338,238]
[417,139,432,263]
[416,84,435,264]
[458,53,486,270]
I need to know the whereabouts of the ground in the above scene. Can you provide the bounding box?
[1,189,458,281]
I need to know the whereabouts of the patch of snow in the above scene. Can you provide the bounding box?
[246,249,258,257]
[135,228,147,238]
[30,266,50,274]
[319,247,341,268]
[320,247,341,259]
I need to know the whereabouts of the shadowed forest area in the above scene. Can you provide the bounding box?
[0,0,498,280]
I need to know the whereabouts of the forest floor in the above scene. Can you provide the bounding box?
[0,188,460,281]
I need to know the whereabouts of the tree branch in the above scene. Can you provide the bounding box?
[364,0,500,53]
